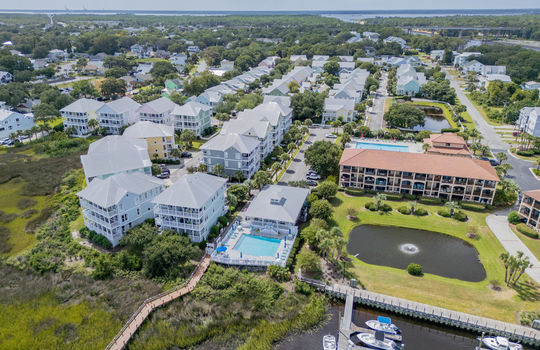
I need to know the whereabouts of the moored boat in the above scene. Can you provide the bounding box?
[366,316,401,335]
[323,334,336,350]
[357,331,402,350]
[481,336,523,350]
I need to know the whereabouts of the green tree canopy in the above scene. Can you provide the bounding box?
[304,140,341,177]
[384,103,425,129]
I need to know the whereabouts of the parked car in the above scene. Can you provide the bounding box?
[181,151,192,158]
[307,174,321,180]
[480,156,500,166]
[306,180,318,186]
[325,134,337,139]
[156,172,170,179]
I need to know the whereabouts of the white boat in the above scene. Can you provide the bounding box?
[481,336,523,350]
[357,332,401,350]
[323,334,336,350]
[366,316,401,335]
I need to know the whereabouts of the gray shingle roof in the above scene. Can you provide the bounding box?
[200,133,260,153]
[245,185,310,224]
[77,172,163,208]
[138,97,177,114]
[98,96,140,114]
[220,119,270,139]
[81,136,151,179]
[171,100,211,117]
[123,121,174,139]
[60,98,105,113]
[152,173,226,208]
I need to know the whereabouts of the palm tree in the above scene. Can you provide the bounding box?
[374,193,387,210]
[329,227,344,260]
[340,133,351,148]
[422,143,431,153]
[495,163,513,179]
[409,201,418,215]
[444,201,461,217]
[243,179,254,196]
[500,252,510,283]
[279,153,290,163]
[30,126,40,141]
[233,170,244,183]
[287,142,296,153]
[65,126,77,136]
[332,120,342,134]
[197,163,208,173]
[170,148,181,159]
[88,118,99,133]
[495,151,508,164]
[536,158,540,170]
[315,229,331,258]
[271,162,282,178]
[304,119,313,127]
[301,126,309,135]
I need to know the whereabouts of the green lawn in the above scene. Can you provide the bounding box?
[512,226,540,261]
[464,94,503,126]
[330,193,540,323]
[0,179,49,256]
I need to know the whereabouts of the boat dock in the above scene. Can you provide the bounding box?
[298,276,540,347]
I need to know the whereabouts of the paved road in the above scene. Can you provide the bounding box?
[278,126,329,185]
[166,150,202,185]
[368,71,388,130]
[445,68,539,190]
[445,68,508,150]
[486,214,540,285]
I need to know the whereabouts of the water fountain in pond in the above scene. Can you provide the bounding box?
[399,243,419,255]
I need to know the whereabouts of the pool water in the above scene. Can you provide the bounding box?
[234,234,281,257]
[355,142,410,152]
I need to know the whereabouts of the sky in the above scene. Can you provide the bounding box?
[2,0,540,11]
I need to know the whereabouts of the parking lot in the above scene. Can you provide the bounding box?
[278,126,333,186]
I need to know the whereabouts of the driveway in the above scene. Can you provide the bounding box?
[165,151,202,185]
[486,214,540,284]
[368,71,388,130]
[278,126,329,185]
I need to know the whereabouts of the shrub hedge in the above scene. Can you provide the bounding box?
[517,150,534,157]
[398,206,411,215]
[459,201,485,212]
[516,223,539,239]
[79,227,113,249]
[441,127,460,133]
[508,211,521,225]
[365,201,377,211]
[453,211,468,222]
[344,188,365,196]
[414,208,428,216]
[407,263,423,276]
[419,197,442,205]
[380,203,392,212]
[404,193,417,200]
[437,208,451,217]
[385,194,403,201]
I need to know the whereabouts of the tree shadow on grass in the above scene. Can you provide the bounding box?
[513,280,540,302]
[329,197,343,208]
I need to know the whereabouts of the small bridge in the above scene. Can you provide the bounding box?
[105,255,211,350]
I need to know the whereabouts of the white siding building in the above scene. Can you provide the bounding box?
[322,97,356,123]
[0,109,35,140]
[518,107,540,137]
[61,98,105,136]
[97,97,141,135]
[245,184,310,235]
[171,101,212,136]
[137,97,177,125]
[80,135,152,183]
[77,172,164,247]
[153,173,227,242]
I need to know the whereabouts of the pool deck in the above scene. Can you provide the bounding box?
[211,220,296,267]
[348,138,423,153]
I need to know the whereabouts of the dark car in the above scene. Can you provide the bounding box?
[156,172,170,179]
[306,180,318,186]
[181,151,192,158]
[480,157,500,166]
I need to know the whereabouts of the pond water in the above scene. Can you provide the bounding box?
[347,225,486,282]
[413,115,451,132]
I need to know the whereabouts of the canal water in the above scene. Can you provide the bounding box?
[277,305,534,350]
[347,225,486,282]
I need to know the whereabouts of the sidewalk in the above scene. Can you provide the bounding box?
[486,214,540,284]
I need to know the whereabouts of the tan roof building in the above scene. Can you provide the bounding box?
[339,149,499,204]
[423,133,471,157]
[518,190,540,232]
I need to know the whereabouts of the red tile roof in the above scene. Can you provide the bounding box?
[524,190,540,202]
[339,148,499,182]
[427,133,467,146]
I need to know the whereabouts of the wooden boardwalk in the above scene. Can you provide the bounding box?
[299,277,540,347]
[105,255,211,350]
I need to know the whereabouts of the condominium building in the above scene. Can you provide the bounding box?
[220,118,272,159]
[96,97,141,135]
[77,172,164,247]
[518,190,540,232]
[396,64,427,96]
[322,97,356,123]
[339,149,499,204]
[80,135,152,183]
[170,100,212,136]
[153,173,227,242]
[518,107,540,137]
[61,98,105,136]
[200,133,261,179]
[245,184,310,235]
[123,121,176,160]
[236,101,291,146]
[137,97,177,125]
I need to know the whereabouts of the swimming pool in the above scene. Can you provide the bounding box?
[355,142,410,152]
[234,234,281,257]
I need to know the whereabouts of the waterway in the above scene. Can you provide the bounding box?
[347,225,486,282]
[413,115,451,132]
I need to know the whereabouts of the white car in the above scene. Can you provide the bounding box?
[307,174,321,180]
[325,134,337,139]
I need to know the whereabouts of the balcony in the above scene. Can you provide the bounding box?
[414,174,427,181]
